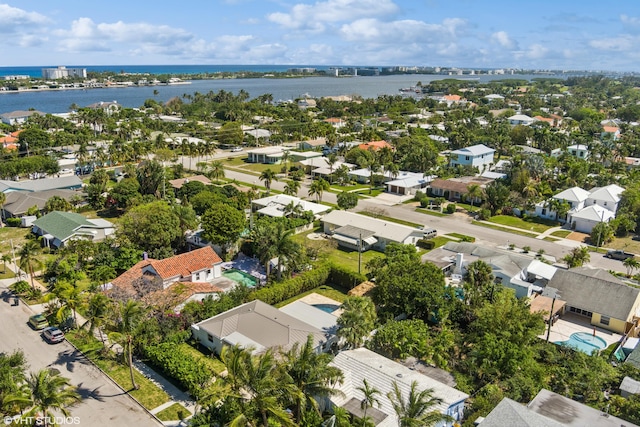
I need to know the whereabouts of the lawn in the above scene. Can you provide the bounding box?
[415,208,447,218]
[155,403,190,422]
[354,188,385,198]
[607,236,640,254]
[487,215,558,233]
[274,284,349,308]
[65,330,170,411]
[446,233,475,242]
[0,227,30,260]
[321,247,383,274]
[472,220,538,238]
[328,183,370,192]
[430,236,455,248]
[551,230,571,238]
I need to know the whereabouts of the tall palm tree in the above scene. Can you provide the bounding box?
[283,180,301,196]
[325,153,339,183]
[0,191,6,227]
[337,296,377,349]
[109,300,143,390]
[84,293,111,348]
[25,369,80,427]
[259,169,278,194]
[207,160,225,182]
[281,150,291,178]
[308,178,330,203]
[18,241,42,291]
[387,380,451,427]
[357,379,381,427]
[283,335,344,423]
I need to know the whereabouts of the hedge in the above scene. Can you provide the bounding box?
[247,263,367,305]
[143,342,215,400]
[247,264,331,305]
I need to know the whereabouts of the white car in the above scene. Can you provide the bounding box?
[231,146,243,152]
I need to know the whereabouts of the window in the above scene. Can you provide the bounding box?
[465,155,470,161]
[600,316,610,326]
[207,334,214,342]
[542,208,547,215]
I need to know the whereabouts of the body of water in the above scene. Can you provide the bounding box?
[0,72,570,114]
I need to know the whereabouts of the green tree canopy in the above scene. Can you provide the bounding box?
[200,203,246,255]
[118,201,181,258]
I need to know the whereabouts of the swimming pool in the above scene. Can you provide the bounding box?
[222,269,258,288]
[313,303,341,314]
[555,332,607,354]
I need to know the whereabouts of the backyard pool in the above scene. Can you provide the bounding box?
[555,332,607,354]
[223,269,258,288]
[313,303,341,314]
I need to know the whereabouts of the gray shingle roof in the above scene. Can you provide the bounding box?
[3,189,78,216]
[0,176,82,193]
[480,398,564,427]
[548,267,640,321]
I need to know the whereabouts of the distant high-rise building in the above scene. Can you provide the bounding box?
[42,66,87,80]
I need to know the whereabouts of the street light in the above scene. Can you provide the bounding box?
[542,287,560,342]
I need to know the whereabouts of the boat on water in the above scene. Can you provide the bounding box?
[399,86,421,93]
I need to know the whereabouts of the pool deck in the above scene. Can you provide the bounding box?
[293,293,343,316]
[539,312,622,347]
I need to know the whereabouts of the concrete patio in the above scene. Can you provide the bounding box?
[539,312,622,347]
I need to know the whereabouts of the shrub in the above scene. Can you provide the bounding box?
[5,218,21,227]
[417,239,435,249]
[248,264,331,305]
[478,209,492,220]
[459,235,476,243]
[10,280,30,295]
[143,343,214,400]
[419,198,429,208]
[446,203,456,214]
[328,264,366,289]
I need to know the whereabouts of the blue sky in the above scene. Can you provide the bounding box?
[3,0,640,71]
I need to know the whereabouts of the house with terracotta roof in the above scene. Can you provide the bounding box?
[358,140,392,151]
[429,176,494,202]
[324,118,345,129]
[602,125,621,141]
[105,246,224,309]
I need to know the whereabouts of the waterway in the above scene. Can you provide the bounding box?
[0,73,567,114]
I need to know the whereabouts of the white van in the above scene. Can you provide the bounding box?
[423,228,437,240]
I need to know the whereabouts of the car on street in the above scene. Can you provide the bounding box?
[231,146,243,152]
[41,326,65,344]
[605,250,635,261]
[28,314,49,330]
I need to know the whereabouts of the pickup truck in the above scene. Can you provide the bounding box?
[605,250,635,260]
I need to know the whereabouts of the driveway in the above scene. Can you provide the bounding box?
[0,282,161,427]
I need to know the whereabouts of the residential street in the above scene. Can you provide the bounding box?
[0,280,162,427]
[194,153,628,275]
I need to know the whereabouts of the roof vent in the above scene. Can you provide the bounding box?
[396,373,403,378]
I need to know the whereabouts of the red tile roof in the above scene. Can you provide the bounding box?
[142,282,223,309]
[150,246,223,279]
[358,140,392,151]
[603,126,620,133]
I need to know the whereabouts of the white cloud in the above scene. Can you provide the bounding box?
[621,15,640,26]
[339,17,466,43]
[491,31,517,49]
[590,36,635,52]
[267,0,398,31]
[514,44,549,60]
[0,4,50,32]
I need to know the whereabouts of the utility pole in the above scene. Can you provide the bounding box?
[543,287,560,342]
[358,231,362,275]
[10,239,19,280]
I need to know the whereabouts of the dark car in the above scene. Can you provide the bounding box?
[41,327,65,344]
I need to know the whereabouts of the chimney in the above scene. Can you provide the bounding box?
[454,253,463,274]
[143,251,148,260]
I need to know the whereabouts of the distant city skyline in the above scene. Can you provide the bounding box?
[4,1,640,71]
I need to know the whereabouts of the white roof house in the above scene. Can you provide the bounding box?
[449,144,495,169]
[385,174,436,196]
[251,194,331,218]
[329,348,468,427]
[322,210,427,251]
[554,186,591,204]
[569,205,615,233]
[508,114,536,126]
[586,184,624,213]
[246,146,287,164]
[567,143,590,159]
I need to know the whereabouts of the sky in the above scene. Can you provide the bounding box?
[3,0,640,71]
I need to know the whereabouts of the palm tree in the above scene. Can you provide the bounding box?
[18,241,42,291]
[207,160,225,182]
[84,293,111,348]
[308,178,330,203]
[281,150,291,178]
[325,153,339,183]
[465,184,483,211]
[623,257,640,276]
[283,180,301,196]
[387,380,451,427]
[52,283,82,328]
[260,169,278,194]
[1,253,11,274]
[337,296,377,348]
[110,300,143,390]
[283,335,344,423]
[357,379,381,427]
[24,369,80,427]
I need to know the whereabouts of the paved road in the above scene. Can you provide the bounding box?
[204,155,627,274]
[0,281,161,427]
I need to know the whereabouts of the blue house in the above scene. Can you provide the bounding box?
[449,144,495,170]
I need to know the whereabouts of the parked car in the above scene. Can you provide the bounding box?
[231,146,243,152]
[605,250,635,261]
[28,314,49,330]
[42,327,65,344]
